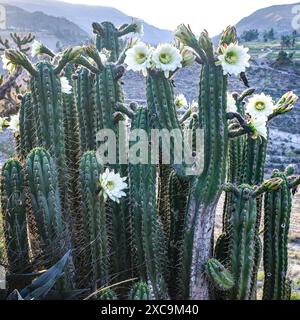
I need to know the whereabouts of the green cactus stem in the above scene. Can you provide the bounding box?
[79,151,109,288]
[75,67,97,152]
[1,159,30,273]
[19,93,36,159]
[262,168,300,300]
[129,106,168,299]
[92,21,141,61]
[205,259,234,291]
[26,148,64,265]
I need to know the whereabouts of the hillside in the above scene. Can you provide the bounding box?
[0,4,89,47]
[235,2,300,37]
[0,0,173,44]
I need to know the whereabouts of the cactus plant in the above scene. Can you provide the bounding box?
[79,151,109,288]
[263,168,300,300]
[205,259,234,292]
[1,159,29,273]
[19,93,36,159]
[26,148,64,265]
[129,106,168,299]
[0,20,299,301]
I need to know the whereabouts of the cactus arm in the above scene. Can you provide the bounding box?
[117,22,138,37]
[1,159,30,273]
[115,102,134,119]
[228,127,247,138]
[54,47,82,75]
[288,175,300,189]
[263,170,292,300]
[19,93,36,159]
[73,56,99,74]
[179,108,192,124]
[205,259,234,291]
[4,49,37,76]
[26,148,64,265]
[83,46,105,71]
[79,151,109,287]
[75,67,97,152]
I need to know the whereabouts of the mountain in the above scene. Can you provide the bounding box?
[235,2,300,37]
[0,4,89,48]
[0,0,173,44]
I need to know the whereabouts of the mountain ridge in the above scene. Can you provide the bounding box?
[0,0,173,44]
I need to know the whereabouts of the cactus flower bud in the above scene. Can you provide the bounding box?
[274,91,298,114]
[219,26,238,47]
[181,46,196,67]
[174,24,199,49]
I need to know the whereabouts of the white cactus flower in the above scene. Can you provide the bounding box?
[246,93,275,118]
[217,43,250,76]
[125,42,152,77]
[0,117,8,133]
[60,76,72,94]
[31,39,43,57]
[1,54,16,74]
[99,49,111,65]
[174,94,188,108]
[152,44,182,78]
[99,168,128,203]
[249,116,268,140]
[8,114,20,133]
[227,93,237,113]
[133,19,144,37]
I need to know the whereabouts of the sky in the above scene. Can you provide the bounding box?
[61,0,300,35]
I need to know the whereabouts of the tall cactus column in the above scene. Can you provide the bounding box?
[4,48,81,213]
[263,167,300,300]
[184,63,228,299]
[129,106,168,299]
[1,159,29,274]
[79,151,109,288]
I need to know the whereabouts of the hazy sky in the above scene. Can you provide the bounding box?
[61,0,300,35]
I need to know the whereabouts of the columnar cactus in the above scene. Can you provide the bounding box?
[75,67,97,152]
[1,20,299,301]
[26,148,64,265]
[79,151,109,288]
[19,93,36,159]
[263,167,300,300]
[5,48,81,212]
[1,159,29,273]
[129,106,168,299]
[218,179,282,300]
